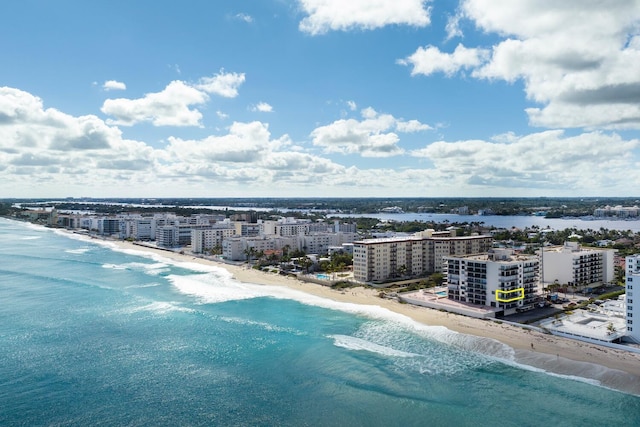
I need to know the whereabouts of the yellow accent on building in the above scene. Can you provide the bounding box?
[496,287,525,302]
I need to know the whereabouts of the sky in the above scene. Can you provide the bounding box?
[1,0,640,199]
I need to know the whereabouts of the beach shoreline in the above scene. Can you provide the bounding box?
[92,237,640,395]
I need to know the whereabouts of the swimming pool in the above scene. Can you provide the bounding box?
[316,274,330,280]
[436,291,447,297]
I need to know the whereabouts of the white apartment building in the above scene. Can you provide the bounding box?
[115,215,155,240]
[626,255,640,343]
[156,226,179,248]
[444,249,540,315]
[352,230,492,283]
[594,205,639,218]
[235,222,263,237]
[97,217,120,236]
[156,224,193,247]
[297,232,358,255]
[191,225,236,254]
[222,235,300,261]
[540,241,615,288]
[132,217,155,240]
[274,220,312,236]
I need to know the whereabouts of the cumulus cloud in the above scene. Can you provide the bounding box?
[251,102,274,113]
[399,43,489,76]
[161,121,348,187]
[346,100,357,111]
[6,86,640,197]
[0,87,356,196]
[404,0,640,129]
[101,81,207,127]
[411,130,640,191]
[101,70,245,127]
[298,0,432,35]
[102,80,126,91]
[310,107,431,157]
[445,13,463,41]
[195,70,246,98]
[0,86,156,192]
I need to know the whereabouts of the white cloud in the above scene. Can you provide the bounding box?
[445,13,463,41]
[216,110,229,120]
[161,121,347,187]
[195,69,246,98]
[101,80,208,127]
[235,13,253,23]
[399,43,489,76]
[101,70,245,127]
[411,129,640,191]
[396,119,432,133]
[102,80,126,91]
[298,0,432,35]
[346,100,357,111]
[410,0,640,129]
[0,87,356,196]
[251,102,274,113]
[0,87,156,192]
[310,107,431,157]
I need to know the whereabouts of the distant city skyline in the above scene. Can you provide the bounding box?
[1,1,639,198]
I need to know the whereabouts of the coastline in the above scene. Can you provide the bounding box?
[98,239,640,396]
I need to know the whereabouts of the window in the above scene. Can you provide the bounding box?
[629,277,633,282]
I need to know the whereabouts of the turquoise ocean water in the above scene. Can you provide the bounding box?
[1,218,639,426]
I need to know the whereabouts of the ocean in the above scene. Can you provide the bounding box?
[1,218,639,426]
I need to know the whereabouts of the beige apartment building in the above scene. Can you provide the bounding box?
[352,230,492,283]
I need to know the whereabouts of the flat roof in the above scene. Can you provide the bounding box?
[539,310,626,342]
[401,289,501,316]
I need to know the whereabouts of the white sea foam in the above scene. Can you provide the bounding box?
[65,248,90,254]
[219,316,305,335]
[168,272,272,304]
[102,263,128,270]
[125,301,195,315]
[20,236,42,240]
[330,334,419,358]
[124,282,162,289]
[100,261,170,276]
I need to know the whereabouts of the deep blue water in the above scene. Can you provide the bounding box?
[1,218,639,426]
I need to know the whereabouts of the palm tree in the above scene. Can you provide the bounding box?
[244,247,258,263]
[298,256,313,274]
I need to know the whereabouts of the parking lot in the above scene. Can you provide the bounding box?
[504,305,563,323]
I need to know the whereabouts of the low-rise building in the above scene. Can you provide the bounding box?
[222,235,298,261]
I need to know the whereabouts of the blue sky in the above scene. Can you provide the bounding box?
[1,0,639,198]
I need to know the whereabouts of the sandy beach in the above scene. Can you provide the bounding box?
[110,239,640,395]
